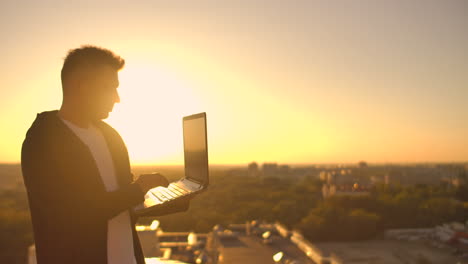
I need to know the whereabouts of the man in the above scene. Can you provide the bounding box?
[21,46,174,264]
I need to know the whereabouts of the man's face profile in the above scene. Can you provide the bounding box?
[82,65,120,121]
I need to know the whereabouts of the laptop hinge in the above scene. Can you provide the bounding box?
[184,177,204,189]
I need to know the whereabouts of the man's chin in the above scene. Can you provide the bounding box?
[101,112,110,119]
[92,112,110,121]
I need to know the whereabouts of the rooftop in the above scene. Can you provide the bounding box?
[217,234,314,264]
[316,240,462,264]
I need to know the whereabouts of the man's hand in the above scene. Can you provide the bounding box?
[135,173,169,194]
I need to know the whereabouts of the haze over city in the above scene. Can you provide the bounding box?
[1,0,467,165]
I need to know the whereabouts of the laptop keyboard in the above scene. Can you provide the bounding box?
[150,183,192,203]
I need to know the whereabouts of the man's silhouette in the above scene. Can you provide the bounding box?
[21,46,172,264]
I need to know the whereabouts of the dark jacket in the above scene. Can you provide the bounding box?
[21,110,146,264]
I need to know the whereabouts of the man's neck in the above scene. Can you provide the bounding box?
[58,105,91,129]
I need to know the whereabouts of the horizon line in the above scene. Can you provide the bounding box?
[1,161,467,167]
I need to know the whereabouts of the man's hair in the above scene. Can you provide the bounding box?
[61,45,125,88]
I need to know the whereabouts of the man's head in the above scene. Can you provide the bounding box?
[61,45,125,121]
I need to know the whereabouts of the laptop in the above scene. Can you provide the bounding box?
[136,112,209,213]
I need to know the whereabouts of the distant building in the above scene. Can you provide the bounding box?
[247,162,259,177]
[319,169,360,186]
[28,219,466,264]
[322,183,370,199]
[322,184,337,198]
[358,161,368,168]
[319,171,328,182]
[208,222,315,264]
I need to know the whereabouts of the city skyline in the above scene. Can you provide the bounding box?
[1,0,467,165]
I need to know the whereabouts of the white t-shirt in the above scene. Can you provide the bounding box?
[61,119,137,264]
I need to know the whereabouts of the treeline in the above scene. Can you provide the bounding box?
[150,170,468,242]
[297,184,466,241]
[0,187,33,264]
[141,170,323,231]
[1,167,467,263]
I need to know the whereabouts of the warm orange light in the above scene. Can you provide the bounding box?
[107,62,204,165]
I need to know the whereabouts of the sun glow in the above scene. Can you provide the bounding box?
[107,61,205,165]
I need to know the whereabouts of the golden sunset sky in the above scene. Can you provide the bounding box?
[1,0,467,165]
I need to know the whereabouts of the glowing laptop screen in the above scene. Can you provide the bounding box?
[183,113,208,184]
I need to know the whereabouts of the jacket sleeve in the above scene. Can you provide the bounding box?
[21,129,145,222]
